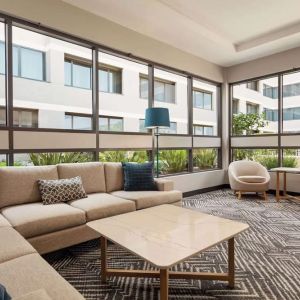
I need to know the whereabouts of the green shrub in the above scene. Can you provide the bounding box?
[159,150,187,174]
[29,152,91,166]
[99,151,148,163]
[282,156,298,168]
[193,149,217,169]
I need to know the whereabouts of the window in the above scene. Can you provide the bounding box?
[232,76,278,136]
[193,79,218,136]
[99,65,122,93]
[64,113,92,130]
[283,71,300,133]
[14,152,93,166]
[193,125,213,135]
[139,119,176,134]
[232,99,239,114]
[246,103,259,114]
[232,149,279,170]
[159,149,188,175]
[193,89,212,110]
[0,107,38,128]
[140,75,176,103]
[246,80,259,91]
[0,23,6,126]
[193,148,219,170]
[99,150,149,163]
[64,59,91,89]
[99,52,148,133]
[13,26,93,129]
[99,116,123,131]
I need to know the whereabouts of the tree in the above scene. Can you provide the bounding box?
[232,112,268,135]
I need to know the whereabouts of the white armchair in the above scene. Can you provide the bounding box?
[228,160,270,200]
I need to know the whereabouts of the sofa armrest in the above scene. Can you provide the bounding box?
[154,178,174,191]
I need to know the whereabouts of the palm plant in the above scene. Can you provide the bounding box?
[29,152,91,166]
[99,151,148,163]
[193,149,217,169]
[159,150,187,174]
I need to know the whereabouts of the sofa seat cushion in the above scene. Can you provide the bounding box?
[0,253,84,300]
[0,214,11,227]
[238,175,266,183]
[68,193,136,221]
[111,190,183,210]
[0,227,36,264]
[1,203,86,238]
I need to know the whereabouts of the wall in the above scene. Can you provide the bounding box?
[226,47,300,83]
[0,0,223,83]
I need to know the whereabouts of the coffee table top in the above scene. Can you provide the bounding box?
[88,204,249,268]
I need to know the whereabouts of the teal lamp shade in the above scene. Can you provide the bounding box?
[145,108,170,128]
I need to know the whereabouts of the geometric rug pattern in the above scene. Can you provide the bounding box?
[44,189,300,299]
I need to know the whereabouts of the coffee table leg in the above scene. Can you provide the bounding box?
[160,268,169,300]
[276,171,280,201]
[228,237,235,288]
[100,236,107,283]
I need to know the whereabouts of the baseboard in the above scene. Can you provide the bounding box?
[183,185,300,198]
[183,184,230,197]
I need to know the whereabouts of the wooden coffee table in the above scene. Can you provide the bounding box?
[87,204,249,299]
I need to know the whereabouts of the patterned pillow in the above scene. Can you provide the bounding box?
[122,162,157,191]
[38,176,87,205]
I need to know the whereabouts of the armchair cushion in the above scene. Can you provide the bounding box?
[238,175,266,183]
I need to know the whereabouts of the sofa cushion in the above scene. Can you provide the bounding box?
[0,253,84,300]
[104,162,123,192]
[111,190,182,210]
[0,227,36,264]
[38,176,87,205]
[0,214,11,227]
[68,193,136,221]
[58,162,106,193]
[0,166,58,209]
[13,289,52,300]
[238,175,266,183]
[1,203,86,238]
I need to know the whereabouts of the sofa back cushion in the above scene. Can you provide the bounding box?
[104,162,124,192]
[0,165,58,209]
[57,162,106,193]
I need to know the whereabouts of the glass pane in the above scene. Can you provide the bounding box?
[99,150,149,163]
[99,52,148,132]
[64,114,72,129]
[139,119,147,132]
[13,26,92,129]
[154,80,164,102]
[0,23,5,126]
[0,154,6,167]
[13,46,18,76]
[154,68,188,134]
[14,152,93,166]
[232,77,278,135]
[282,149,300,168]
[73,115,91,130]
[193,148,218,170]
[232,148,279,170]
[283,72,300,133]
[64,61,71,86]
[20,47,44,80]
[193,80,218,136]
[99,117,109,131]
[140,77,148,99]
[72,63,91,89]
[159,149,188,175]
[159,122,177,134]
[109,118,123,131]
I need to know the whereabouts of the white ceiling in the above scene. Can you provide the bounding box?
[62,0,300,67]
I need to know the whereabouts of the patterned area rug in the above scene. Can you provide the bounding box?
[44,189,300,299]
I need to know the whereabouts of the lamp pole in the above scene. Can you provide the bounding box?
[155,126,160,178]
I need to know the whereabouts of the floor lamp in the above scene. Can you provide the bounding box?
[145,107,170,177]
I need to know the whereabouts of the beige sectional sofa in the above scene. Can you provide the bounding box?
[0,162,182,299]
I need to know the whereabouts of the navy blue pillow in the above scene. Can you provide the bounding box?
[122,162,157,191]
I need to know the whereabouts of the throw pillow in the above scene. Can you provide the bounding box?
[38,176,87,205]
[122,162,157,191]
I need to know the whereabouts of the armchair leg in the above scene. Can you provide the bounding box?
[263,191,268,201]
[237,191,242,200]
